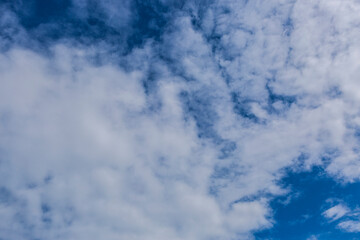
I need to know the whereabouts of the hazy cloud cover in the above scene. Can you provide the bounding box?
[1,0,360,239]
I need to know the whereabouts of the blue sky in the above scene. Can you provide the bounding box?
[1,0,360,240]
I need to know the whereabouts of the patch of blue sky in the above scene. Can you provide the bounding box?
[15,0,72,29]
[180,89,220,139]
[1,0,156,53]
[231,91,263,123]
[126,0,170,49]
[255,166,360,240]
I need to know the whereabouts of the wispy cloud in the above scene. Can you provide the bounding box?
[338,220,360,233]
[323,200,360,233]
[323,204,350,222]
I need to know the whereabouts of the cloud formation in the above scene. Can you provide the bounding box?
[323,201,360,233]
[1,0,360,239]
[323,204,350,222]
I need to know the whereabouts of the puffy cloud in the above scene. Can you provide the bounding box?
[0,44,273,240]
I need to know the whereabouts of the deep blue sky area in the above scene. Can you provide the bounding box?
[4,0,172,51]
[255,167,360,239]
[1,1,360,240]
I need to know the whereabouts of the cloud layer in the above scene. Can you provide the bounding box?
[1,0,360,239]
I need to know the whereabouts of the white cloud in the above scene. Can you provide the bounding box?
[206,0,360,182]
[323,204,350,221]
[338,220,360,233]
[0,45,272,240]
[323,201,360,233]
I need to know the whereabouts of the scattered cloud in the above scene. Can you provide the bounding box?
[323,200,360,234]
[338,220,360,233]
[323,204,350,222]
